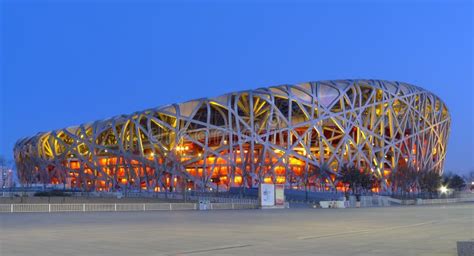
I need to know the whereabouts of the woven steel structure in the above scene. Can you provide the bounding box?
[14,80,450,192]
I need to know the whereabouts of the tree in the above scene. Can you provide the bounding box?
[339,164,359,194]
[339,165,378,195]
[318,163,334,190]
[304,165,320,201]
[390,165,418,196]
[419,171,441,198]
[468,171,474,191]
[359,169,379,193]
[446,174,465,191]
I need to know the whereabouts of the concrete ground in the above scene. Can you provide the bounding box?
[1,204,473,256]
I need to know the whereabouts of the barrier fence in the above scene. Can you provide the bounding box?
[414,197,473,205]
[318,195,474,208]
[1,191,258,204]
[125,192,258,204]
[0,202,259,213]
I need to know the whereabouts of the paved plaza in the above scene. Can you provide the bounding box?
[1,204,473,256]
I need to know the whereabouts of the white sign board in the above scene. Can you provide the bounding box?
[275,184,285,205]
[259,184,275,207]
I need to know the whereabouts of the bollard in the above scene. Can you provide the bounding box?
[457,241,474,256]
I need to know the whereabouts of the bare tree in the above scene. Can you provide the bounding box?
[390,165,418,197]
[339,165,378,196]
[318,163,334,191]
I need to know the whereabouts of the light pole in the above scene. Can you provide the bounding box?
[211,177,220,196]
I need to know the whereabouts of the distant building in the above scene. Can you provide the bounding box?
[0,167,14,189]
[14,80,451,192]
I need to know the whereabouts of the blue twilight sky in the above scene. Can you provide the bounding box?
[1,0,473,174]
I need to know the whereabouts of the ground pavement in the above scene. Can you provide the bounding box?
[1,203,473,256]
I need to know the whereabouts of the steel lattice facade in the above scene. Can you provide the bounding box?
[14,80,450,192]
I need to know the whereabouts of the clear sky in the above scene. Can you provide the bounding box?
[1,0,473,174]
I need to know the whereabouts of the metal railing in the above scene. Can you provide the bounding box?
[0,202,258,213]
[190,196,257,204]
[415,197,473,205]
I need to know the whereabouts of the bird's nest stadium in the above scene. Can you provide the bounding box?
[14,80,450,192]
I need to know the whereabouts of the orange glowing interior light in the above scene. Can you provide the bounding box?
[99,158,107,166]
[289,157,303,165]
[234,176,242,184]
[109,157,118,165]
[276,176,286,184]
[275,166,285,175]
[70,161,80,170]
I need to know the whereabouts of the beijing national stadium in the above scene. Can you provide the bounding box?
[13,79,450,193]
